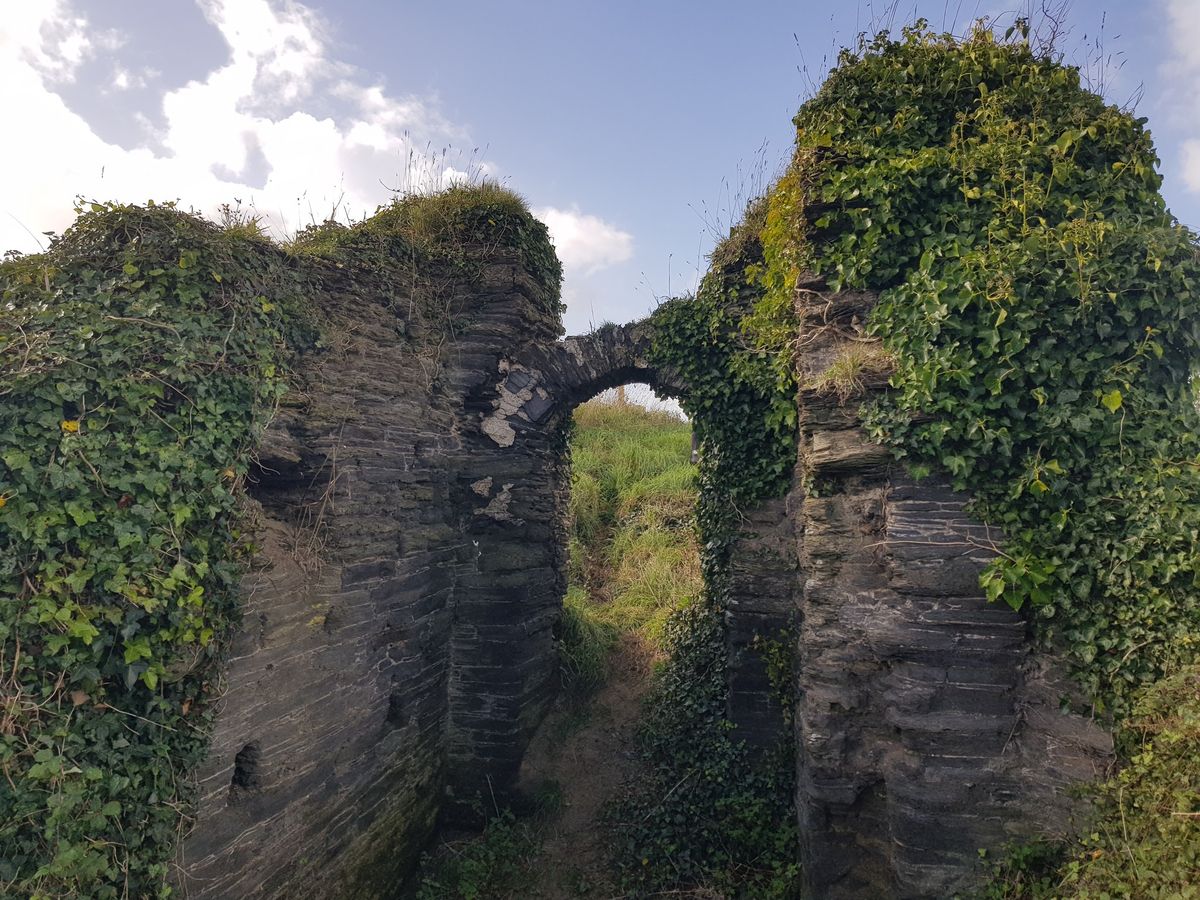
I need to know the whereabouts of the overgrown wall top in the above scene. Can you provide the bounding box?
[759,22,1200,709]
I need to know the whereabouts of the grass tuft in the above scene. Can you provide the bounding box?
[806,343,895,402]
[559,398,700,667]
[558,586,618,698]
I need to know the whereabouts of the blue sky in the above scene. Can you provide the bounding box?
[4,1,1200,335]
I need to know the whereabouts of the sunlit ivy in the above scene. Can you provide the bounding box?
[767,20,1200,710]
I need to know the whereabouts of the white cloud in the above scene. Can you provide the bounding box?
[0,0,479,253]
[533,207,636,332]
[534,206,634,276]
[1184,141,1200,193]
[1165,0,1200,191]
[0,0,636,326]
[1,2,92,83]
[1166,0,1200,71]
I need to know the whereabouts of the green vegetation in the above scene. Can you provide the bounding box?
[1061,664,1200,896]
[415,810,542,900]
[422,393,796,897]
[763,19,1200,712]
[611,603,800,897]
[651,198,797,515]
[9,18,1200,899]
[557,587,617,700]
[289,182,562,308]
[0,185,559,899]
[605,205,801,897]
[745,18,1200,896]
[805,344,895,402]
[562,399,699,652]
[416,398,702,897]
[0,201,296,898]
[558,396,700,699]
[981,663,1200,898]
[621,17,1200,896]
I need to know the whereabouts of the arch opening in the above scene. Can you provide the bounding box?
[445,321,696,817]
[552,385,698,695]
[441,383,702,892]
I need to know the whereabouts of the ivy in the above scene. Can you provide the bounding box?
[649,201,797,518]
[613,200,799,896]
[610,604,799,898]
[0,185,558,898]
[0,202,298,898]
[762,20,1200,710]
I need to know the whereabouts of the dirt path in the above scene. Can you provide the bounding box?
[517,632,656,898]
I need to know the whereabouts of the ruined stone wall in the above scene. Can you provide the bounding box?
[444,314,689,809]
[173,246,694,896]
[175,247,563,897]
[724,497,796,748]
[790,278,1114,898]
[442,265,567,814]
[176,249,1115,899]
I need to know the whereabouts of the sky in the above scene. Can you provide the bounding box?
[4,0,1200,338]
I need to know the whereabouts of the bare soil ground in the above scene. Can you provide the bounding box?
[517,632,656,898]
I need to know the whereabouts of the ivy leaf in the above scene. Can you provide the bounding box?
[1101,389,1123,413]
[982,571,1005,604]
[123,636,152,665]
[68,618,100,644]
[3,449,31,470]
[65,500,97,527]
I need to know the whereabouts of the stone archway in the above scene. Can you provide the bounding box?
[474,319,687,450]
[446,286,1119,895]
[444,319,692,813]
[173,250,1117,898]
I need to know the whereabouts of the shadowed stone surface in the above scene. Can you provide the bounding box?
[175,249,692,897]
[175,247,566,897]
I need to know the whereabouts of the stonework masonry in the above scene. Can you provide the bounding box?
[789,276,1113,898]
[175,249,1112,898]
[175,248,569,897]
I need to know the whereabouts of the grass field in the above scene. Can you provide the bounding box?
[558,398,701,695]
